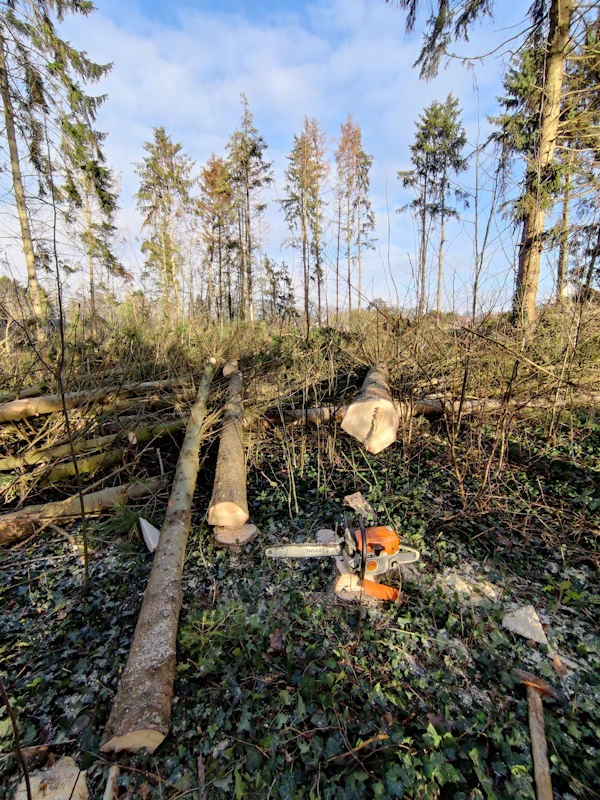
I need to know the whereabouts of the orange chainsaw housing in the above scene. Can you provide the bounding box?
[353,526,400,602]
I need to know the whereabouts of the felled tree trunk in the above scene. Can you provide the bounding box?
[101,359,216,754]
[341,364,399,454]
[207,364,249,530]
[0,377,189,423]
[0,477,165,546]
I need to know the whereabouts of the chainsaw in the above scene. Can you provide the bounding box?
[265,518,419,602]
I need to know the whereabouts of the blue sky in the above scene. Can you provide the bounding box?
[52,0,540,314]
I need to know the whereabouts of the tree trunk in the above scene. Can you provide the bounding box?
[514,0,574,323]
[357,186,362,311]
[84,172,97,339]
[208,365,249,529]
[556,150,573,301]
[437,186,446,325]
[341,364,400,454]
[245,178,254,322]
[347,193,352,314]
[0,34,44,319]
[101,360,216,754]
[301,182,310,338]
[418,172,428,319]
[0,476,165,547]
[336,194,341,323]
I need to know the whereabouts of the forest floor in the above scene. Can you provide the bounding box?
[1,312,599,799]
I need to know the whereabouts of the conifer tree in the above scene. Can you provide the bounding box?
[199,155,234,322]
[282,128,312,333]
[390,0,576,323]
[135,127,195,312]
[226,95,272,322]
[61,116,125,337]
[494,10,600,307]
[282,117,329,332]
[401,95,467,321]
[335,116,375,314]
[399,97,466,319]
[0,0,111,318]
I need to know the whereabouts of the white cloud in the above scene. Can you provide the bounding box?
[2,0,537,312]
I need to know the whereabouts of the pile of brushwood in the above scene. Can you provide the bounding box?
[1,308,599,799]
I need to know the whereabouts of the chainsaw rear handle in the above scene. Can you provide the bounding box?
[362,579,399,602]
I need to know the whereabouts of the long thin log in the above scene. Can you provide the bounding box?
[101,359,216,754]
[341,364,400,454]
[0,477,165,547]
[207,364,249,529]
[0,377,190,423]
[0,419,185,472]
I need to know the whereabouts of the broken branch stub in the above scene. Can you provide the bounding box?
[341,365,399,454]
[100,360,216,754]
[207,366,249,529]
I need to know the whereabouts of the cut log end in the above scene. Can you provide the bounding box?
[334,573,363,601]
[222,361,238,377]
[213,523,258,547]
[207,502,249,529]
[100,728,165,755]
[341,398,399,454]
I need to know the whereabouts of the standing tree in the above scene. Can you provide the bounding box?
[389,0,576,323]
[335,116,375,314]
[0,0,111,319]
[305,118,329,326]
[226,95,272,322]
[282,127,312,333]
[198,155,234,323]
[494,9,600,308]
[135,127,195,313]
[61,116,125,337]
[403,95,467,322]
[282,117,329,332]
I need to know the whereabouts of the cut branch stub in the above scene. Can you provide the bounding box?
[341,365,399,454]
[100,360,216,754]
[208,367,249,529]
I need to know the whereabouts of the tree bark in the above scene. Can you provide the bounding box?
[341,364,400,454]
[0,477,165,546]
[514,0,575,323]
[101,360,216,754]
[437,185,446,324]
[0,33,44,319]
[556,149,573,301]
[84,172,97,339]
[208,365,249,529]
[0,377,189,423]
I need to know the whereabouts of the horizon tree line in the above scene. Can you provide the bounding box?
[1,1,600,332]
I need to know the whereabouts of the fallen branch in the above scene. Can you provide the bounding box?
[0,377,190,423]
[0,419,184,473]
[0,477,166,546]
[101,359,216,754]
